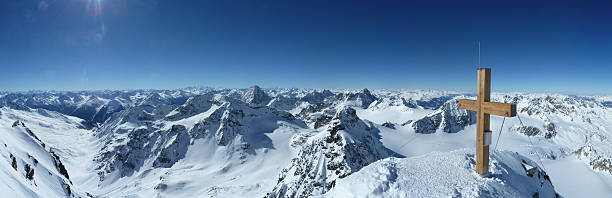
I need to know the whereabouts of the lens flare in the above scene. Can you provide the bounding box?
[86,0,105,41]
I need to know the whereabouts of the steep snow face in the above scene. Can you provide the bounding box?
[410,99,476,134]
[242,85,272,107]
[267,107,394,198]
[0,118,86,197]
[327,149,558,198]
[91,99,125,123]
[268,96,299,111]
[166,92,216,120]
[0,105,102,197]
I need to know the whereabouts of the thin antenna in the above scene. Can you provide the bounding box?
[478,41,481,68]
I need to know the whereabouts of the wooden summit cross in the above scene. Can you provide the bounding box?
[458,68,517,175]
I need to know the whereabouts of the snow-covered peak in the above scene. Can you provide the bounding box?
[338,88,378,109]
[268,106,393,197]
[330,107,360,129]
[242,85,271,107]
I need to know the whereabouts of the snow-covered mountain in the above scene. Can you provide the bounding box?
[267,107,395,197]
[1,87,611,197]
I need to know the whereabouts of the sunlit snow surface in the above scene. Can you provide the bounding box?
[0,88,611,197]
[327,149,556,198]
[0,107,90,197]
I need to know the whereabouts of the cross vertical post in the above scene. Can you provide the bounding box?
[459,68,517,176]
[476,68,491,175]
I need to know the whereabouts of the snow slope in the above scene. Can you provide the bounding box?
[0,108,89,197]
[327,149,557,198]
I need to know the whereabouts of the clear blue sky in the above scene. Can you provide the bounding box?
[1,0,611,94]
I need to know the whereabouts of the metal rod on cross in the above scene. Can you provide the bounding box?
[458,68,517,175]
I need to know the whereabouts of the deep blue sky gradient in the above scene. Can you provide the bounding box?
[1,0,611,94]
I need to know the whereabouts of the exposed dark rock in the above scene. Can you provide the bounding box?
[154,183,168,191]
[153,125,190,168]
[401,120,413,126]
[382,122,396,129]
[513,126,541,137]
[314,115,332,129]
[24,163,34,180]
[544,122,557,139]
[50,151,70,180]
[11,154,17,170]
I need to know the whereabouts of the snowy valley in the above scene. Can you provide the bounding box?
[0,86,611,197]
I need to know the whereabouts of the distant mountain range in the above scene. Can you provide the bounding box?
[1,86,611,197]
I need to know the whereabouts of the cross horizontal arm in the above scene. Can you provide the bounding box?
[458,99,517,117]
[458,99,479,111]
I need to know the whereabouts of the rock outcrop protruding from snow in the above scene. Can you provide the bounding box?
[411,99,476,134]
[512,124,557,139]
[153,125,190,168]
[267,107,393,198]
[513,125,542,136]
[328,149,559,198]
[296,102,335,129]
[574,145,612,175]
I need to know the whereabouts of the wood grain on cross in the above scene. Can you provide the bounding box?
[458,68,517,175]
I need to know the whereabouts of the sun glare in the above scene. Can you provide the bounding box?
[86,0,105,40]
